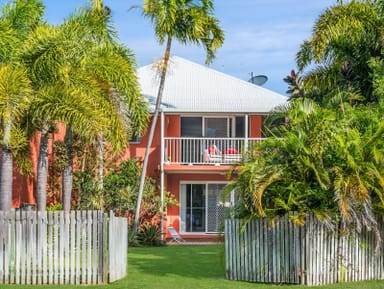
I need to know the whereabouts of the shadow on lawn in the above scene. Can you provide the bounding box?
[128,245,226,279]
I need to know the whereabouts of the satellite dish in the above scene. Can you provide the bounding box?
[248,74,268,86]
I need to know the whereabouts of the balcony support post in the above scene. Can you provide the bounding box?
[160,110,165,240]
[245,114,249,153]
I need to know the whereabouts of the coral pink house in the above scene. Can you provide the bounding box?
[130,56,287,240]
[11,56,286,241]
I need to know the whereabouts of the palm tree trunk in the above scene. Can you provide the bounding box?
[36,128,49,211]
[0,148,13,211]
[77,147,88,208]
[133,36,172,233]
[0,121,13,211]
[97,135,104,192]
[62,126,73,212]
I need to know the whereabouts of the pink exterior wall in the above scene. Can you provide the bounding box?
[249,114,262,138]
[166,115,181,137]
[123,114,180,180]
[11,116,169,208]
[123,116,161,181]
[11,124,66,208]
[11,113,263,241]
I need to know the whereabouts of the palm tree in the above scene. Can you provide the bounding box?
[133,0,225,233]
[0,65,32,211]
[228,98,384,242]
[227,99,333,218]
[0,0,44,211]
[60,2,148,211]
[25,1,148,211]
[296,0,384,105]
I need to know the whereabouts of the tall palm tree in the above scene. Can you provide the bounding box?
[133,0,225,232]
[60,2,148,211]
[0,65,32,211]
[0,0,44,211]
[25,0,148,211]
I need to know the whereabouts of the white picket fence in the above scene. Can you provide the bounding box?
[225,215,384,286]
[108,212,127,283]
[0,210,127,285]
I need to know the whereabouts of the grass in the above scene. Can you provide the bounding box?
[0,245,383,289]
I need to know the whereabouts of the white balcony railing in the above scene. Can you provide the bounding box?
[163,137,264,165]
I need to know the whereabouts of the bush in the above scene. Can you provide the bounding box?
[73,158,177,223]
[137,223,164,246]
[128,226,141,247]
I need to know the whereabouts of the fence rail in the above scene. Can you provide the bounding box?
[225,215,384,286]
[0,210,127,285]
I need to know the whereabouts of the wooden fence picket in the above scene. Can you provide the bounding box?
[0,211,8,284]
[225,214,384,285]
[0,210,127,285]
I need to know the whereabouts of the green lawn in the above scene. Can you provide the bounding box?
[1,245,383,289]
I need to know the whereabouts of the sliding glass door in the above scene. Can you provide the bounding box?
[180,184,205,232]
[180,183,232,233]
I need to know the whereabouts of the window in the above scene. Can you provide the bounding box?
[181,116,247,138]
[235,116,245,137]
[204,118,228,137]
[181,117,202,137]
[180,183,234,233]
[129,135,141,144]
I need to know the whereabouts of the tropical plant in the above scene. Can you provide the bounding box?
[0,0,43,211]
[59,2,148,211]
[22,0,148,211]
[0,65,32,211]
[283,69,304,100]
[227,99,384,248]
[128,228,140,247]
[134,0,225,233]
[296,0,384,106]
[137,223,164,246]
[74,157,176,247]
[73,158,178,224]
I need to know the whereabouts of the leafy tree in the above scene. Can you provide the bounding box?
[58,1,149,211]
[296,0,384,106]
[227,99,384,244]
[23,0,148,211]
[0,65,32,211]
[73,158,177,226]
[134,0,225,233]
[0,0,43,211]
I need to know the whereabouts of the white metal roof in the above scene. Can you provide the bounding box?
[137,56,287,113]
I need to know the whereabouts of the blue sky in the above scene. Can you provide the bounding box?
[40,0,335,95]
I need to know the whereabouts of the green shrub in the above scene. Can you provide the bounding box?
[137,223,164,246]
[128,226,141,247]
[73,158,177,226]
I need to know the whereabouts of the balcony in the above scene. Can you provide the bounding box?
[163,137,263,166]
